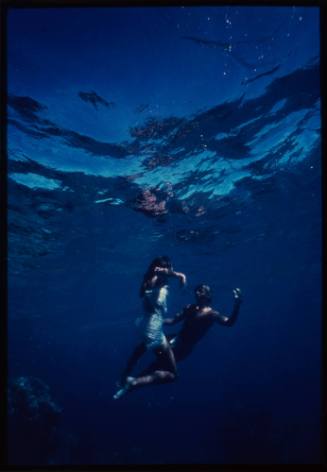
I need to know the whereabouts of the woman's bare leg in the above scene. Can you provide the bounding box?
[113,342,147,400]
[119,342,146,386]
[128,341,177,390]
[137,334,178,378]
[114,340,177,399]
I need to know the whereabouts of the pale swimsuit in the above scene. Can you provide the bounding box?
[137,284,169,350]
[113,283,170,400]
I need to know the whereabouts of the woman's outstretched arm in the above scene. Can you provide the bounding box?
[154,267,187,286]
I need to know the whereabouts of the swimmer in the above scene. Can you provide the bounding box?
[113,256,186,400]
[138,284,242,376]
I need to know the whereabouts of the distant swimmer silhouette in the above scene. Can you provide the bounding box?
[113,256,186,400]
[137,285,242,378]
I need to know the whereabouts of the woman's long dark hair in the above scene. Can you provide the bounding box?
[139,256,172,297]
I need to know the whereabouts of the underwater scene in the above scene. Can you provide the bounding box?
[7,5,321,465]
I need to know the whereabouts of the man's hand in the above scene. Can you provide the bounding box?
[233,288,242,302]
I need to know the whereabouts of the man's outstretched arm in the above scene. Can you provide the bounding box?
[213,288,242,327]
[164,305,190,325]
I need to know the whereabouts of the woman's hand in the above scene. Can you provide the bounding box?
[154,267,186,286]
[178,273,187,287]
[154,266,170,275]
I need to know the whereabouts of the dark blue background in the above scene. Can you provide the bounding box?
[7,5,321,465]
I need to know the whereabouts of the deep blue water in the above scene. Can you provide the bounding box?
[7,5,321,465]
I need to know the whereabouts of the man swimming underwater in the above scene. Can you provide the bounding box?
[140,284,242,378]
[117,284,242,395]
[164,284,242,362]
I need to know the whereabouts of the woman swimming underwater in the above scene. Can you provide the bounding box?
[113,256,186,400]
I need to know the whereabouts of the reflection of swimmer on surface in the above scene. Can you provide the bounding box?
[138,285,242,377]
[113,256,186,400]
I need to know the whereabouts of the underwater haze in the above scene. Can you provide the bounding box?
[7,5,321,465]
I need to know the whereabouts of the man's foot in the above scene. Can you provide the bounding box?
[113,377,135,400]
